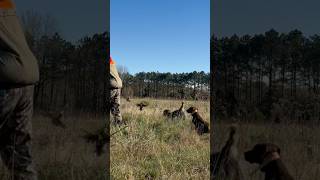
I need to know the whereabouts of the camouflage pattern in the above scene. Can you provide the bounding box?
[110,63,122,89]
[110,88,123,125]
[0,1,39,85]
[0,85,37,180]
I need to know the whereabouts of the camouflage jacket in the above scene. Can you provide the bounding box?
[110,63,122,89]
[0,0,39,86]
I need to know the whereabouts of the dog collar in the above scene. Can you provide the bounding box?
[249,152,281,177]
[191,110,198,115]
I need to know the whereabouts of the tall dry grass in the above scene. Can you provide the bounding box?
[0,113,108,180]
[213,122,320,180]
[111,98,210,180]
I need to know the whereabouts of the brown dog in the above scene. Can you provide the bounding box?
[186,107,209,135]
[244,143,294,180]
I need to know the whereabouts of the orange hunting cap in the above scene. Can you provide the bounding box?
[0,0,15,9]
[110,57,115,65]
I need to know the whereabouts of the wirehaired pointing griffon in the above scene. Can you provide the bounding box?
[136,101,149,111]
[186,106,209,135]
[171,102,186,120]
[245,143,294,180]
[163,109,172,117]
[163,102,186,120]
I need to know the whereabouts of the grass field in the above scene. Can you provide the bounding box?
[213,121,320,180]
[2,97,316,179]
[0,113,108,180]
[110,98,210,179]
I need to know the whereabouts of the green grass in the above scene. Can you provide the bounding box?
[0,98,210,180]
[111,98,210,180]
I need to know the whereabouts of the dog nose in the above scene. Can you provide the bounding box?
[244,151,251,161]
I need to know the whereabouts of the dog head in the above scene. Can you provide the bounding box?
[244,143,280,164]
[163,109,171,116]
[186,106,198,114]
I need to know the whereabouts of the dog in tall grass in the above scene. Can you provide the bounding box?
[186,106,209,135]
[163,102,186,120]
[83,126,128,156]
[82,127,108,156]
[245,143,294,180]
[211,126,243,180]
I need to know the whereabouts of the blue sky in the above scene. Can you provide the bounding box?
[15,0,108,42]
[212,0,320,37]
[111,0,210,74]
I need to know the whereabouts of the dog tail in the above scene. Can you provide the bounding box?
[179,102,184,110]
[229,125,237,138]
[221,125,238,159]
[211,125,238,176]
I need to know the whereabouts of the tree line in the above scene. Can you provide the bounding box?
[22,11,108,115]
[120,71,210,100]
[21,10,211,117]
[212,29,320,123]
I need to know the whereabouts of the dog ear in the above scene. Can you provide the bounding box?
[187,107,196,113]
[266,144,280,154]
